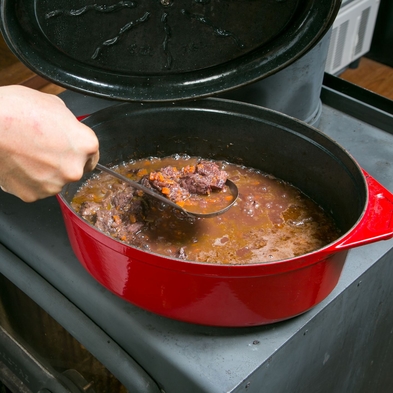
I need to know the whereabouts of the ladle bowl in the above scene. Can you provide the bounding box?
[95,163,239,219]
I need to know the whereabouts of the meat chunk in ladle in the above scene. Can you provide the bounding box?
[95,161,238,218]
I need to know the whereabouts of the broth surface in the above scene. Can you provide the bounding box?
[71,156,341,264]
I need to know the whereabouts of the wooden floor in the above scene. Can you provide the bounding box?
[339,57,393,101]
[0,34,65,95]
[1,33,392,100]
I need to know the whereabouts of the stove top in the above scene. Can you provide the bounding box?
[1,77,393,393]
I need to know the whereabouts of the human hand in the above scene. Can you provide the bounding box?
[0,85,99,202]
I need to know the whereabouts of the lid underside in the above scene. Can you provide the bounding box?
[0,0,340,101]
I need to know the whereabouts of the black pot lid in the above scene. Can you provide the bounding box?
[0,0,340,101]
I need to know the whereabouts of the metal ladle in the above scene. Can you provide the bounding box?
[95,163,238,218]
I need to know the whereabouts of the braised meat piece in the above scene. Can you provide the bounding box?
[112,188,134,210]
[180,161,227,195]
[79,183,145,243]
[195,161,227,190]
[79,201,101,217]
[95,209,115,233]
[145,160,228,203]
[142,169,191,202]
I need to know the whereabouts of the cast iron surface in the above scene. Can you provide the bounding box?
[54,96,393,329]
[64,98,366,236]
[0,0,340,101]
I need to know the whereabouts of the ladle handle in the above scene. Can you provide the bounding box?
[78,116,238,219]
[95,163,188,212]
[76,115,191,214]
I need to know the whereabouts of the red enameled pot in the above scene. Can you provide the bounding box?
[58,99,393,327]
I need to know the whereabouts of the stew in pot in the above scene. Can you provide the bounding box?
[71,156,341,264]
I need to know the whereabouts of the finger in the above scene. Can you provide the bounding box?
[83,150,100,174]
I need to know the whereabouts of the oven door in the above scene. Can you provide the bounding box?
[0,244,161,393]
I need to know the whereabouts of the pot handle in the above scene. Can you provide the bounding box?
[332,170,393,252]
[77,114,90,121]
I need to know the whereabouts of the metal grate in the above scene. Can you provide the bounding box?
[334,21,349,70]
[355,7,371,55]
[341,0,360,7]
[326,27,338,71]
[325,0,380,75]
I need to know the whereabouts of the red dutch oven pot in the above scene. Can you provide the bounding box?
[58,99,393,327]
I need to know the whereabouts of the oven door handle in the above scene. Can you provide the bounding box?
[1,325,84,393]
